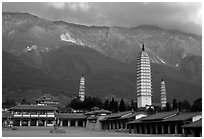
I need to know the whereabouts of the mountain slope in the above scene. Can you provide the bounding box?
[2,12,202,104]
[2,45,202,104]
[2,51,76,104]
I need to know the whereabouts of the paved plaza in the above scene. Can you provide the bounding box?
[2,126,176,137]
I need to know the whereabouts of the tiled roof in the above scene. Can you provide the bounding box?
[182,119,202,128]
[101,111,133,120]
[2,111,13,119]
[85,109,111,115]
[163,112,201,122]
[127,119,142,124]
[9,105,58,111]
[120,112,146,119]
[141,111,179,121]
[56,113,87,119]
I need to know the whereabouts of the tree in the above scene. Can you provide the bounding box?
[147,107,154,114]
[182,100,191,112]
[164,102,172,111]
[127,100,135,111]
[21,99,28,105]
[68,98,83,110]
[68,96,104,110]
[109,98,119,113]
[119,99,126,112]
[2,99,16,108]
[109,98,115,112]
[178,100,191,112]
[172,98,178,110]
[191,98,202,112]
[104,99,109,110]
[113,101,119,113]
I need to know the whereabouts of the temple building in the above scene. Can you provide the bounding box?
[8,105,57,127]
[136,44,152,108]
[36,94,59,107]
[161,78,167,109]
[78,74,85,101]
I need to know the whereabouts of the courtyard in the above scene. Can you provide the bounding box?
[2,126,177,137]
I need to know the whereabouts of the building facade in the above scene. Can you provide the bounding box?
[36,94,59,107]
[100,111,147,131]
[9,105,57,127]
[161,78,167,109]
[85,109,111,130]
[136,44,152,108]
[127,111,202,136]
[78,74,85,101]
[182,119,202,137]
[56,113,87,127]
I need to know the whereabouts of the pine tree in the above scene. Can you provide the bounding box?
[164,102,172,111]
[119,99,126,112]
[182,100,191,112]
[109,98,115,112]
[191,98,202,112]
[104,99,109,110]
[172,98,178,110]
[113,101,119,113]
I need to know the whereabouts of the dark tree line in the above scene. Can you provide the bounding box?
[68,97,138,113]
[160,98,202,112]
[103,98,138,113]
[67,96,104,110]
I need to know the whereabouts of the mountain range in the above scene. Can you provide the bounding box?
[2,12,202,105]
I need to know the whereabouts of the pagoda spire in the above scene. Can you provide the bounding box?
[142,44,145,51]
[78,74,85,101]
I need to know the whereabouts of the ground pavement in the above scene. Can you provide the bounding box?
[2,126,177,137]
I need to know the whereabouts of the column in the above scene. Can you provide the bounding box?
[150,125,153,134]
[124,121,126,129]
[134,125,137,133]
[28,120,31,126]
[68,120,70,126]
[155,124,158,134]
[182,128,184,134]
[112,122,115,129]
[168,124,171,134]
[144,125,148,134]
[83,121,85,127]
[36,120,39,127]
[139,125,142,134]
[192,130,196,137]
[183,128,187,137]
[115,122,118,129]
[44,120,47,126]
[175,124,178,134]
[161,124,164,134]
[129,125,131,133]
[120,122,122,129]
[20,120,22,126]
[60,120,63,126]
[75,120,78,126]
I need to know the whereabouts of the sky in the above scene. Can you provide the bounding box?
[2,2,202,35]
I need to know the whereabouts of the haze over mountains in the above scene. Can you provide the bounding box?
[2,12,202,105]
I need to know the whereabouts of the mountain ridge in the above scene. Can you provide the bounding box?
[2,12,202,105]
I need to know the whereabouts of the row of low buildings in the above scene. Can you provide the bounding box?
[2,104,202,137]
